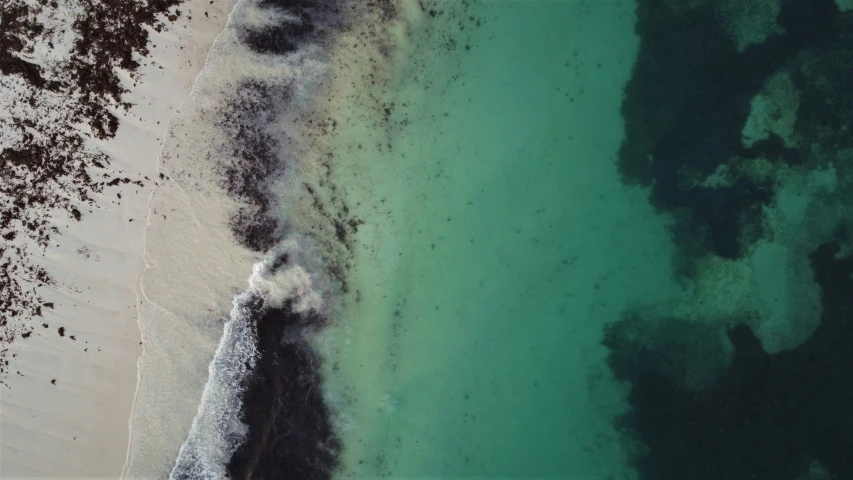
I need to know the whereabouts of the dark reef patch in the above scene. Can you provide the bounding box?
[618,0,839,261]
[609,0,853,478]
[604,313,730,391]
[227,299,340,480]
[606,243,853,479]
[789,25,853,154]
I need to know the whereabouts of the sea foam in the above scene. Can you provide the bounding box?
[170,237,328,479]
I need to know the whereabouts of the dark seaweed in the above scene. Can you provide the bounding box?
[236,0,341,56]
[241,12,315,55]
[0,0,182,385]
[226,298,340,480]
[217,80,291,252]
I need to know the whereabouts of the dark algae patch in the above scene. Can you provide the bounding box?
[218,80,292,253]
[0,0,185,384]
[606,243,853,479]
[617,0,837,261]
[236,0,342,56]
[226,298,340,480]
[608,0,853,478]
[217,0,348,254]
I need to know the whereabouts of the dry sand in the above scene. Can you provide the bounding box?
[0,1,236,477]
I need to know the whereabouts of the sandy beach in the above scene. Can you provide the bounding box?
[0,0,235,477]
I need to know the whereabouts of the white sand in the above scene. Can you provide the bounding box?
[0,1,235,477]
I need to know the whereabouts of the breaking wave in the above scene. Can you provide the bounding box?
[170,237,330,479]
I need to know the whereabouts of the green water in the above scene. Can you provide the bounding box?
[323,1,681,477]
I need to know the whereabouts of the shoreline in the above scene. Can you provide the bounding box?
[123,0,414,476]
[124,1,241,476]
[122,0,340,474]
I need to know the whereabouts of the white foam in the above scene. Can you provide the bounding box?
[169,236,328,479]
[168,290,257,480]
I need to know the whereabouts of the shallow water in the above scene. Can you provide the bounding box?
[319,1,677,477]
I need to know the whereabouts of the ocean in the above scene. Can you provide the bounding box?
[316,0,676,477]
[125,0,853,479]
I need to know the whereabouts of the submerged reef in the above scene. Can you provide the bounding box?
[606,243,853,479]
[608,0,853,478]
[618,0,839,261]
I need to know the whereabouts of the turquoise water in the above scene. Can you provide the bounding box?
[323,1,679,477]
[123,0,853,477]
